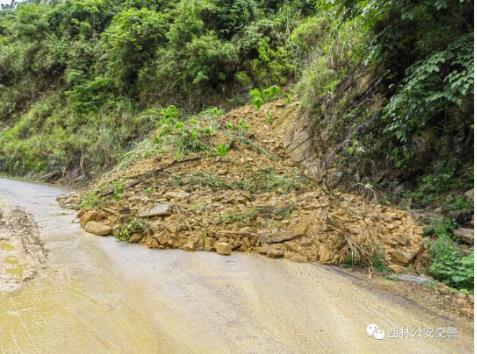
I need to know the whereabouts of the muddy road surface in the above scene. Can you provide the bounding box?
[0,178,473,353]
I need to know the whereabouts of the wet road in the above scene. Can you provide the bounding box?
[0,178,473,353]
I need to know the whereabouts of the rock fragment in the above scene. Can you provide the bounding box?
[453,228,474,245]
[388,249,416,266]
[139,203,172,218]
[128,233,143,243]
[80,210,100,227]
[84,221,112,236]
[258,229,300,244]
[214,242,232,256]
[266,247,285,258]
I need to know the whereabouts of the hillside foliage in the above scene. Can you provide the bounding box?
[0,0,317,175]
[0,0,473,290]
[0,0,473,190]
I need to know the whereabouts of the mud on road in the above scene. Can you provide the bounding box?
[0,203,47,292]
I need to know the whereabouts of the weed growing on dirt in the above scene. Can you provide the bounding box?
[111,182,125,200]
[427,219,474,290]
[215,143,230,157]
[115,218,148,242]
[221,209,260,225]
[249,86,281,110]
[186,173,230,190]
[79,191,101,209]
[370,248,389,273]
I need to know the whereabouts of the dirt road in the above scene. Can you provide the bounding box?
[0,178,473,353]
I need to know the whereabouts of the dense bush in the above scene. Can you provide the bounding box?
[295,0,473,199]
[427,220,473,290]
[0,0,473,191]
[0,0,316,176]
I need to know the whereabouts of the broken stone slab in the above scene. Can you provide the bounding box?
[285,252,308,262]
[453,228,474,245]
[258,229,301,244]
[84,221,112,236]
[139,203,172,218]
[397,274,433,285]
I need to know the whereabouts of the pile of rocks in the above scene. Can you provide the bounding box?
[68,100,426,272]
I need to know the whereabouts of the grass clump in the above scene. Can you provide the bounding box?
[215,143,230,157]
[115,218,148,242]
[154,107,220,157]
[221,209,260,225]
[249,86,282,110]
[427,219,474,290]
[79,191,101,210]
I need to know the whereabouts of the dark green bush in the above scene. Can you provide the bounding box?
[427,219,474,290]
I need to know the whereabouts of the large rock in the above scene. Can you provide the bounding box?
[453,228,474,245]
[139,203,172,218]
[84,221,112,236]
[214,242,232,256]
[80,210,100,227]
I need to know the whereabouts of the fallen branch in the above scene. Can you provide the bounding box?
[100,157,201,197]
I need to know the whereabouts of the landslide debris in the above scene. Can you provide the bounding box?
[60,100,426,272]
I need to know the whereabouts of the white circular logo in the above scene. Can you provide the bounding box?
[373,329,385,340]
[366,323,379,336]
[366,323,385,340]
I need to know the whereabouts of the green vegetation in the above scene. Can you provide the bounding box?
[296,0,473,205]
[215,143,230,157]
[174,168,307,194]
[399,161,473,209]
[115,218,148,242]
[0,0,316,177]
[428,230,474,290]
[1,1,471,192]
[249,85,281,110]
[221,208,261,225]
[370,248,389,273]
[427,218,473,290]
